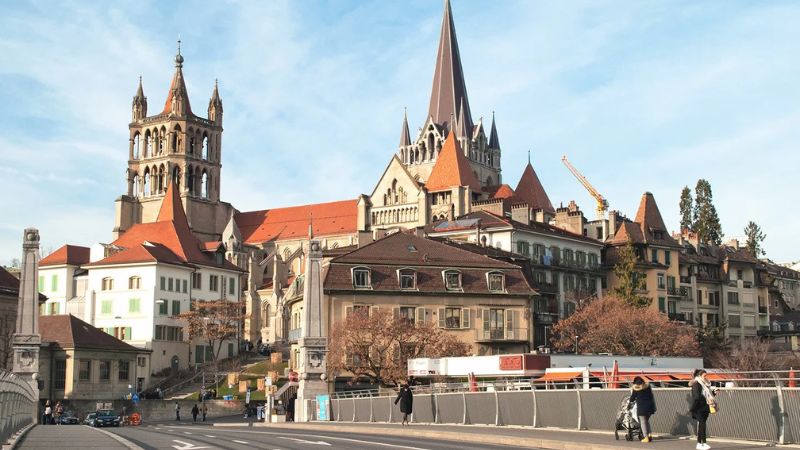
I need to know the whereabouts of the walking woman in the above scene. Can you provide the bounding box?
[394,382,413,426]
[690,369,717,450]
[629,376,656,443]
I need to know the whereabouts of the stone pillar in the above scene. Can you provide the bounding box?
[296,238,328,422]
[12,228,42,420]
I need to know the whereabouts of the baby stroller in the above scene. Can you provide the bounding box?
[614,395,643,441]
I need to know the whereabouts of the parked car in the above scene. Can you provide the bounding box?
[83,412,97,426]
[59,411,80,425]
[93,409,121,427]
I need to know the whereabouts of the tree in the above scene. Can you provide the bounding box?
[178,300,244,363]
[696,321,729,367]
[327,308,471,386]
[743,221,766,257]
[679,186,693,232]
[550,296,700,357]
[612,239,650,308]
[693,179,723,245]
[709,340,800,386]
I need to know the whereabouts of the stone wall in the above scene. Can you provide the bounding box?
[39,399,244,424]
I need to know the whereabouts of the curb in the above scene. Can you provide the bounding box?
[90,426,146,450]
[4,423,36,450]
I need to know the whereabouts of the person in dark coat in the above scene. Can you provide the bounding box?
[286,394,297,422]
[629,376,656,442]
[191,404,199,422]
[394,382,413,426]
[690,369,717,450]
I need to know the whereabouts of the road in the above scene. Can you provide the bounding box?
[107,423,527,450]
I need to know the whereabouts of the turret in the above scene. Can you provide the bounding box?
[132,76,147,121]
[208,79,223,125]
[164,40,192,118]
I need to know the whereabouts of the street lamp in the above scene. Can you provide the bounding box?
[574,335,579,354]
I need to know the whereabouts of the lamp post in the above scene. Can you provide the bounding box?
[574,335,579,354]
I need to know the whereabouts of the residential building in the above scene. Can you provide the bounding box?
[38,314,151,400]
[0,267,20,370]
[38,245,90,317]
[763,260,800,313]
[605,192,683,316]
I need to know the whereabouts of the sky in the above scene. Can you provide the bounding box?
[1,0,799,265]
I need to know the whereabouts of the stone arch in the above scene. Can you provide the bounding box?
[172,166,181,189]
[132,132,141,159]
[201,170,209,199]
[202,133,209,160]
[485,176,494,187]
[172,124,182,153]
[143,168,151,196]
[159,126,167,154]
[143,129,151,158]
[132,174,141,198]
[158,164,166,193]
[187,165,195,195]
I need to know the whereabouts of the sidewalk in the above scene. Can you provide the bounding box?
[15,425,131,450]
[230,421,785,450]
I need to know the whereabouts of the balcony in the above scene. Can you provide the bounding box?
[667,286,682,297]
[532,281,559,294]
[758,306,768,314]
[743,281,753,289]
[288,327,302,343]
[475,328,526,342]
[680,276,692,284]
[668,313,686,322]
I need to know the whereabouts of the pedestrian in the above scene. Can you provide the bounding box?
[286,394,297,422]
[191,404,199,422]
[629,376,656,443]
[54,401,64,426]
[202,403,208,422]
[690,369,718,450]
[43,401,52,425]
[175,401,181,421]
[394,382,413,426]
[156,387,163,399]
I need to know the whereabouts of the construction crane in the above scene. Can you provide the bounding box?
[561,155,609,220]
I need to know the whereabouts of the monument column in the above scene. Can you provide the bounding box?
[295,236,328,422]
[12,228,42,419]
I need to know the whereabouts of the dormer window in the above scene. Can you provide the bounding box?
[398,269,417,290]
[487,272,505,293]
[353,268,371,289]
[444,270,462,291]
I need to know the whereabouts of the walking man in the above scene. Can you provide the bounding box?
[175,401,181,421]
[191,404,199,422]
[202,403,208,422]
[394,381,414,426]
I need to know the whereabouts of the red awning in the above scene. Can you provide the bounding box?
[670,373,694,381]
[644,374,675,382]
[534,371,583,382]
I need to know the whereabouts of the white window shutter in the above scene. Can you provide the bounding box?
[482,309,490,340]
[345,305,353,318]
[506,310,515,340]
[462,308,470,329]
[415,307,424,324]
[438,308,445,328]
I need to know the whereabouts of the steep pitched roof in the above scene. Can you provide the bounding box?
[399,109,411,147]
[40,315,144,353]
[515,162,555,214]
[634,192,668,234]
[235,199,358,245]
[157,178,190,225]
[428,0,472,132]
[488,112,500,149]
[162,46,193,116]
[609,192,679,247]
[425,133,481,192]
[0,266,19,294]
[490,184,516,200]
[40,245,90,267]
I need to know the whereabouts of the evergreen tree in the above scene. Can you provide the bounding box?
[613,239,651,308]
[679,186,693,232]
[693,179,723,245]
[744,221,766,257]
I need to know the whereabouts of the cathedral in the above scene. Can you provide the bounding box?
[112,0,560,345]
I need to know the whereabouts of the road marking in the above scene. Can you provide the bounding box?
[183,431,193,435]
[204,435,216,438]
[171,439,210,450]
[202,429,432,449]
[233,439,249,444]
[279,437,331,446]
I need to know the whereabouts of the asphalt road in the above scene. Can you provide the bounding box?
[107,423,529,450]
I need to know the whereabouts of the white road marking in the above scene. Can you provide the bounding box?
[171,439,210,450]
[279,437,331,446]
[204,435,216,438]
[233,439,249,444]
[204,429,432,450]
[183,431,193,435]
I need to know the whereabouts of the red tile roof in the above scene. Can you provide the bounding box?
[0,266,19,290]
[490,184,516,200]
[235,199,358,245]
[515,162,554,214]
[40,315,144,353]
[161,66,192,116]
[425,133,481,192]
[609,192,679,247]
[40,245,90,267]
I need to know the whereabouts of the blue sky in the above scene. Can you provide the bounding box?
[1,0,799,264]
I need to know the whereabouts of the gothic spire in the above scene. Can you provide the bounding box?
[399,108,411,147]
[208,79,223,124]
[162,40,192,116]
[132,76,147,120]
[456,97,468,140]
[428,0,473,134]
[488,111,500,149]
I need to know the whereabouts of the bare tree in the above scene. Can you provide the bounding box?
[178,300,244,363]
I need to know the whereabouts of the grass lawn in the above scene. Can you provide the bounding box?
[243,360,287,376]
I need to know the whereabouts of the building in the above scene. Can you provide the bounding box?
[605,192,683,315]
[38,314,151,400]
[763,260,800,313]
[37,245,90,316]
[0,266,21,369]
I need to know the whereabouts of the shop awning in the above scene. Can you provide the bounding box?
[644,374,675,382]
[670,373,694,381]
[534,371,583,382]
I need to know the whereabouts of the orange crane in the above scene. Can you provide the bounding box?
[561,155,609,220]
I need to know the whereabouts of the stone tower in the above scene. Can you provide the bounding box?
[398,0,502,189]
[114,41,233,242]
[12,228,41,401]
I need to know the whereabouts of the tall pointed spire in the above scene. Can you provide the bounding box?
[515,160,555,214]
[208,78,223,124]
[162,39,192,116]
[157,178,190,230]
[132,76,148,120]
[456,97,468,140]
[428,0,473,133]
[399,108,411,147]
[488,111,500,149]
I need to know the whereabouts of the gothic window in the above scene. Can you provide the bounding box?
[172,166,181,189]
[201,171,209,199]
[202,135,209,160]
[133,133,140,159]
[158,165,166,193]
[133,175,140,198]
[144,130,151,158]
[143,169,151,196]
[159,127,166,154]
[427,134,434,158]
[172,125,181,153]
[485,176,493,187]
[188,132,195,155]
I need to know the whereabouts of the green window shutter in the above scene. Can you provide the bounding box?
[51,275,58,291]
[159,301,168,315]
[125,327,132,340]
[160,277,166,290]
[54,303,60,314]
[38,276,44,292]
[658,297,666,312]
[129,298,140,313]
[101,300,112,315]
[195,345,204,364]
[172,300,180,316]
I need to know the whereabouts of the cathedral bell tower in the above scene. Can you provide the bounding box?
[114,41,232,241]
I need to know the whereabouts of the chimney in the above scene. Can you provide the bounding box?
[511,204,530,225]
[357,230,374,248]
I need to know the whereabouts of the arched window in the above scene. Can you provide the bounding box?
[159,126,166,154]
[201,171,209,199]
[143,169,151,196]
[282,247,291,262]
[486,176,494,186]
[202,135,209,160]
[188,131,195,155]
[133,133,140,159]
[172,166,181,189]
[144,130,151,158]
[158,165,165,193]
[427,134,434,158]
[172,125,181,153]
[263,304,271,328]
[133,175,140,198]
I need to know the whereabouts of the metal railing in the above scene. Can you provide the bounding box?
[0,370,36,447]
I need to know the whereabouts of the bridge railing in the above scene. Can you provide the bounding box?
[0,370,36,447]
